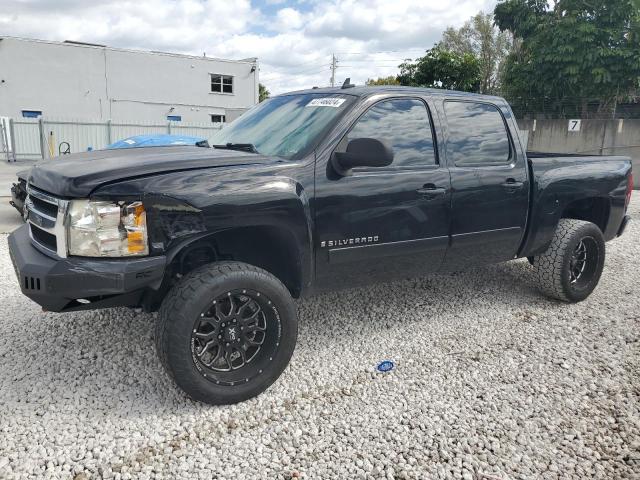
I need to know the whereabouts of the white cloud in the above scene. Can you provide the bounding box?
[0,0,257,53]
[0,0,497,93]
[275,7,304,30]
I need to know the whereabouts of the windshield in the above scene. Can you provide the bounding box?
[209,93,355,159]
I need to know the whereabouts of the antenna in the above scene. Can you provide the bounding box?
[341,78,355,89]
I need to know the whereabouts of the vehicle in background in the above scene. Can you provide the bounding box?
[8,86,633,406]
[9,134,209,217]
[107,134,208,149]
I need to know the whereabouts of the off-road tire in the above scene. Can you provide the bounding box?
[533,219,605,302]
[156,261,297,405]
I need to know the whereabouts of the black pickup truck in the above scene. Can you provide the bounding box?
[8,86,633,405]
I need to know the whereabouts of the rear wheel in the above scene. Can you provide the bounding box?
[156,261,297,405]
[533,219,605,302]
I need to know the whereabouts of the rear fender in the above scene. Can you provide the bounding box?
[521,159,630,257]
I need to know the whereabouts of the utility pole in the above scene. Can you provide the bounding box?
[330,53,337,87]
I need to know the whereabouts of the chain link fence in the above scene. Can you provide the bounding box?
[0,117,223,162]
[507,97,640,120]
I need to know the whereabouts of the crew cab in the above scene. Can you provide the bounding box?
[8,86,633,405]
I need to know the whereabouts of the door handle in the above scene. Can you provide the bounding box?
[416,184,446,200]
[501,179,524,192]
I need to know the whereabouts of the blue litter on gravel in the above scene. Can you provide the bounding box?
[376,360,395,372]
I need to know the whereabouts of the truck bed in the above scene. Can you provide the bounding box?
[527,151,604,158]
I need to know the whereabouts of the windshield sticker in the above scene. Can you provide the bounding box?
[306,98,346,108]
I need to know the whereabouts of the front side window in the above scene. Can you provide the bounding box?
[209,93,355,159]
[444,101,511,166]
[211,114,226,123]
[346,98,436,168]
[211,74,233,94]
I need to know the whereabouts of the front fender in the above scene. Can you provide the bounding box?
[92,163,314,290]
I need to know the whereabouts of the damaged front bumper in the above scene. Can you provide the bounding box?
[10,180,27,218]
[8,224,166,312]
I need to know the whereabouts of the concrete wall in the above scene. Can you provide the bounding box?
[517,119,640,187]
[0,37,258,123]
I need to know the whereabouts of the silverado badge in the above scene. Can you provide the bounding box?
[320,236,379,248]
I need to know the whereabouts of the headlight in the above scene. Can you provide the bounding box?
[67,200,148,257]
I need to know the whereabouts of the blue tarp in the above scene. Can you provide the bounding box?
[106,134,206,149]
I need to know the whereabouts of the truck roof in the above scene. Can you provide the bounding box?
[282,85,506,103]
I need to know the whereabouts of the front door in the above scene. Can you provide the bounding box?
[314,96,452,290]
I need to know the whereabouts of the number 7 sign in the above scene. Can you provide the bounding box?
[568,119,581,132]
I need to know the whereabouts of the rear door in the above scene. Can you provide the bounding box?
[313,96,451,289]
[440,99,529,271]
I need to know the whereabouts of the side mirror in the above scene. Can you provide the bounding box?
[332,138,394,176]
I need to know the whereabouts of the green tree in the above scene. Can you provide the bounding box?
[365,76,401,86]
[494,0,640,117]
[440,12,512,94]
[259,83,270,102]
[398,47,481,92]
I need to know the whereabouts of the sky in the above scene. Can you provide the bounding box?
[0,0,497,94]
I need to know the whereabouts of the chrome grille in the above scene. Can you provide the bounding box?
[25,184,69,258]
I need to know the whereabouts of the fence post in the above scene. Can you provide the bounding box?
[38,117,46,160]
[599,120,608,156]
[167,121,171,135]
[0,120,9,163]
[8,118,16,162]
[106,119,112,145]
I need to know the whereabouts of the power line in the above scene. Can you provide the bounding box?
[264,70,330,87]
[270,57,330,69]
[262,50,422,87]
[262,64,330,77]
[263,50,413,90]
[335,48,426,55]
[261,64,331,81]
[337,58,409,63]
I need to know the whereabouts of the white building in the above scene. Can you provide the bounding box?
[0,36,259,124]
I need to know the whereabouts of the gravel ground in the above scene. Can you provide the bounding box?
[1,200,639,480]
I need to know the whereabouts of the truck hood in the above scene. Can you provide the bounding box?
[27,146,277,197]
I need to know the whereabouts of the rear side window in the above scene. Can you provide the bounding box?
[346,98,436,168]
[444,101,511,166]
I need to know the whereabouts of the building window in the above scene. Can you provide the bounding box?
[211,114,226,123]
[211,74,233,94]
[167,115,182,122]
[22,110,42,118]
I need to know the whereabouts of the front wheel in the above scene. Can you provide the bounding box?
[156,261,298,405]
[533,219,605,302]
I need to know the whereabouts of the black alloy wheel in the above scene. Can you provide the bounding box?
[156,261,298,405]
[191,289,281,386]
[568,237,599,288]
[534,219,605,303]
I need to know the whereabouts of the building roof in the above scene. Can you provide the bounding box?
[0,35,256,65]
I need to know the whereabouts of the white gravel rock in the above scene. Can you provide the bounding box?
[1,199,639,479]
